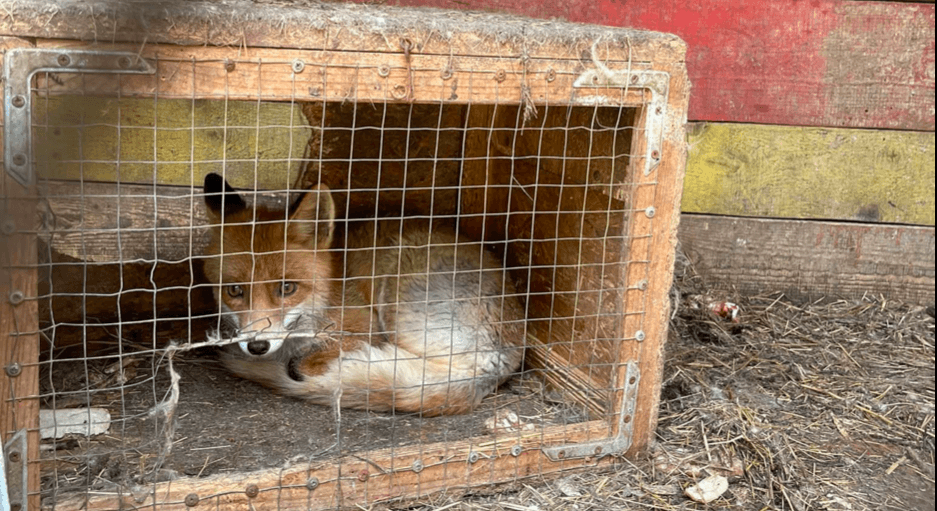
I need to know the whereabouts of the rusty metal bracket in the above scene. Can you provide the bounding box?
[2,430,27,511]
[574,66,670,177]
[541,362,640,461]
[2,48,155,187]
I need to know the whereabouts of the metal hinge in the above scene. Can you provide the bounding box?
[2,48,156,187]
[574,66,670,178]
[541,361,641,461]
[2,430,27,511]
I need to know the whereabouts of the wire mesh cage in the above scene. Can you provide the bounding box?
[0,1,689,509]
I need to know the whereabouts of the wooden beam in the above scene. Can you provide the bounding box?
[678,214,936,305]
[48,420,614,511]
[684,123,936,226]
[0,174,41,511]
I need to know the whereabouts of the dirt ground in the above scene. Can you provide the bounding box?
[40,273,935,510]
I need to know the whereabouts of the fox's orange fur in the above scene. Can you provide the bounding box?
[202,173,525,416]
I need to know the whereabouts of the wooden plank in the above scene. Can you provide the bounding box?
[32,39,650,108]
[0,35,41,511]
[0,175,41,511]
[678,214,936,305]
[48,420,614,511]
[347,0,935,130]
[684,123,936,226]
[0,0,685,66]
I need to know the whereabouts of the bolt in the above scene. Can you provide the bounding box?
[11,95,26,108]
[184,493,199,507]
[57,54,70,66]
[357,469,369,482]
[12,154,26,166]
[245,484,259,498]
[8,450,21,463]
[9,290,24,305]
[291,59,305,73]
[5,363,21,378]
[306,477,319,490]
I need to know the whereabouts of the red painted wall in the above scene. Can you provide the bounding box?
[352,0,935,131]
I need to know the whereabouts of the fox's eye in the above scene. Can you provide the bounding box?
[225,285,244,298]
[279,282,297,297]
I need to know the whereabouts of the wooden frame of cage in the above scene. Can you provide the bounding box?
[0,1,689,509]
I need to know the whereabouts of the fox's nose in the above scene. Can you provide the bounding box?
[246,340,270,355]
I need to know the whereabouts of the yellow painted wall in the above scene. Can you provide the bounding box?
[684,123,936,225]
[34,96,311,189]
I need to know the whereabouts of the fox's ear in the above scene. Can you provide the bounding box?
[289,184,336,249]
[204,173,247,220]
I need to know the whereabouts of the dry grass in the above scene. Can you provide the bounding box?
[395,273,935,510]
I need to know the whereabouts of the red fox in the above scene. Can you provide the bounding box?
[202,173,525,416]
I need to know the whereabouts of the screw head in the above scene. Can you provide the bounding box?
[245,484,259,498]
[117,56,132,69]
[634,330,646,342]
[357,469,369,482]
[306,477,319,490]
[494,69,507,83]
[411,459,424,473]
[8,450,21,463]
[9,290,25,305]
[557,450,566,459]
[511,445,523,457]
[224,59,236,72]
[467,451,480,464]
[1,220,15,236]
[12,153,27,166]
[377,64,391,77]
[11,95,26,108]
[184,493,199,507]
[57,54,71,66]
[291,59,305,73]
[5,363,22,378]
[440,67,453,80]
[623,415,632,424]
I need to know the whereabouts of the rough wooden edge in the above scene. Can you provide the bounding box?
[0,0,686,62]
[0,174,41,511]
[678,214,936,305]
[47,420,614,511]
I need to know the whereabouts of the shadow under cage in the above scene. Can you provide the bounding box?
[0,1,689,509]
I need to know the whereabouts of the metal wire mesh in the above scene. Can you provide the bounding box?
[1,44,663,510]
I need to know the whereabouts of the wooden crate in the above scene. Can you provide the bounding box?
[0,1,689,509]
